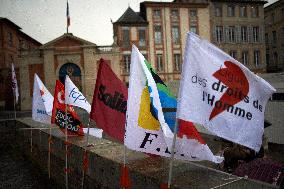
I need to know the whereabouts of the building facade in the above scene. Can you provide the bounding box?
[209,0,267,73]
[19,33,120,110]
[0,18,41,110]
[114,0,211,83]
[264,0,284,72]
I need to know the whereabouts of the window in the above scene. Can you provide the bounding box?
[254,50,260,66]
[171,9,179,20]
[215,26,223,43]
[190,25,197,34]
[227,5,235,17]
[189,9,197,19]
[272,31,277,44]
[123,55,131,73]
[153,9,161,19]
[265,33,268,44]
[122,27,130,47]
[253,26,259,42]
[215,6,222,17]
[138,28,146,47]
[251,6,259,17]
[240,6,247,17]
[242,51,249,65]
[271,13,275,24]
[156,54,164,72]
[266,54,270,66]
[229,50,237,59]
[8,32,13,47]
[172,26,180,44]
[228,26,235,42]
[173,54,181,72]
[273,52,278,64]
[241,26,247,42]
[154,25,162,44]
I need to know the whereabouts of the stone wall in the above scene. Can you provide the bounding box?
[0,118,278,189]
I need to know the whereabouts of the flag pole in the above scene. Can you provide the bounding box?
[167,120,179,188]
[81,118,91,189]
[64,106,69,189]
[48,126,52,179]
[30,129,33,153]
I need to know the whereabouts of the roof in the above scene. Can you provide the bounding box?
[114,7,147,25]
[0,17,42,46]
[209,0,267,3]
[264,0,283,11]
[0,17,21,30]
[41,33,96,49]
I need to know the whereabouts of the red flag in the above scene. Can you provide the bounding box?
[51,80,84,136]
[90,58,127,142]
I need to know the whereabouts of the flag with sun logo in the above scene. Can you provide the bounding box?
[32,74,54,124]
[125,45,223,163]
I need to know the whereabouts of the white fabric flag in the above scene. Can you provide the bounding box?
[83,128,103,138]
[65,75,91,113]
[125,45,223,163]
[11,63,19,103]
[177,32,276,152]
[32,74,54,124]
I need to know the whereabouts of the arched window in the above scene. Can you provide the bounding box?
[59,63,82,90]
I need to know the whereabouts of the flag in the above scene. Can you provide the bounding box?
[65,75,91,113]
[90,59,128,142]
[125,45,222,163]
[66,0,70,27]
[11,63,19,103]
[177,32,276,152]
[51,80,84,136]
[32,74,54,124]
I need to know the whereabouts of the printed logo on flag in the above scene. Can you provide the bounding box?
[177,32,276,151]
[52,80,84,136]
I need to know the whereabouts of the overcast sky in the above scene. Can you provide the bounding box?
[0,0,279,45]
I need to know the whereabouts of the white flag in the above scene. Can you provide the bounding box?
[83,128,103,138]
[11,63,19,103]
[32,74,54,124]
[125,45,223,163]
[65,75,91,113]
[177,32,276,152]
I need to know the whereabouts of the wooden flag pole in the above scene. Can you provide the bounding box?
[30,129,33,153]
[13,94,17,121]
[48,126,52,179]
[81,118,91,189]
[167,120,179,188]
[64,106,69,189]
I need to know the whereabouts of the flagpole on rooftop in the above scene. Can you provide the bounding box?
[66,0,70,34]
[167,120,179,188]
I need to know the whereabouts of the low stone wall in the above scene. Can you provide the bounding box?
[0,118,279,189]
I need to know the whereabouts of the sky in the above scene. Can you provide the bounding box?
[0,0,279,46]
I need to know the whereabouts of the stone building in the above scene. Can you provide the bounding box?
[0,18,41,110]
[114,0,211,83]
[264,0,284,72]
[209,0,267,73]
[19,33,120,110]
